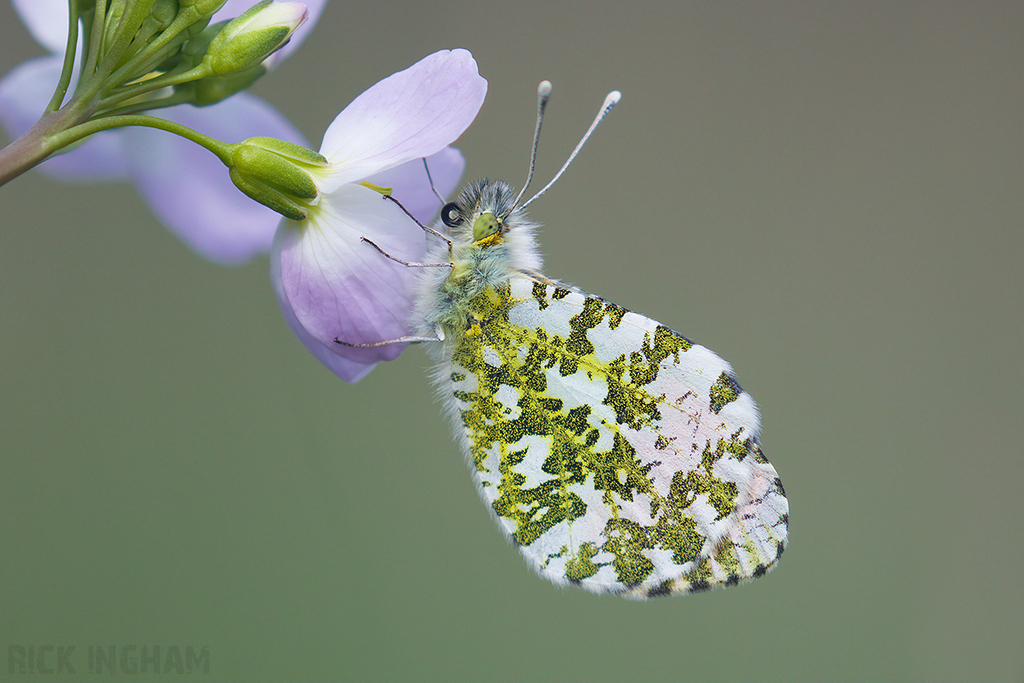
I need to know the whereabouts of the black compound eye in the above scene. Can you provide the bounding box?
[440,202,461,228]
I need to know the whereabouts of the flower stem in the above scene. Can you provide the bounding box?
[0,107,81,187]
[64,114,232,163]
[95,89,197,118]
[95,62,213,113]
[47,0,81,113]
[0,110,232,187]
[102,7,204,100]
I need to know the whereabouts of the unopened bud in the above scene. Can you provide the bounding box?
[228,137,327,220]
[206,1,308,76]
[178,0,229,16]
[190,66,267,106]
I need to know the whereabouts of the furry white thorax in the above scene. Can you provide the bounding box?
[412,179,545,352]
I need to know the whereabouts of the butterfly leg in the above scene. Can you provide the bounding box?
[333,336,439,347]
[334,326,444,347]
[360,237,452,268]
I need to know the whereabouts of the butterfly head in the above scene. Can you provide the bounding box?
[435,83,618,265]
[440,179,526,249]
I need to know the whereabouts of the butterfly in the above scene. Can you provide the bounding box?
[342,82,788,598]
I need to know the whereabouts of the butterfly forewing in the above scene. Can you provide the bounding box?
[438,275,788,598]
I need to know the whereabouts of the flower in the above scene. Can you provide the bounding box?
[271,49,487,381]
[0,0,326,264]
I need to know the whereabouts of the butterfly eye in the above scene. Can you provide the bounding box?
[441,202,461,228]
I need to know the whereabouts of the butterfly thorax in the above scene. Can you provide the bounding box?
[414,180,544,350]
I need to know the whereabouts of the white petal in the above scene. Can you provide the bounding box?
[363,147,467,226]
[270,235,380,382]
[317,49,486,191]
[274,183,428,367]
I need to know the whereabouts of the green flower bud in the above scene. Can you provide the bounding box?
[128,0,184,61]
[176,20,226,69]
[150,0,180,26]
[101,4,127,56]
[178,0,228,17]
[190,65,267,106]
[228,137,327,220]
[206,1,308,76]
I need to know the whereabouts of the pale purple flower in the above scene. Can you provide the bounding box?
[0,0,326,264]
[271,49,487,381]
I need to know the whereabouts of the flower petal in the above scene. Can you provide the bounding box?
[11,0,69,54]
[317,49,486,191]
[273,183,429,374]
[122,93,309,263]
[363,147,466,226]
[270,239,380,382]
[0,56,130,180]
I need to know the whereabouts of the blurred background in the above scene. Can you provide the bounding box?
[2,2,1021,681]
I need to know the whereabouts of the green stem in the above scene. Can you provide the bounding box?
[0,109,79,187]
[95,88,195,118]
[77,0,158,103]
[47,0,81,113]
[80,0,109,80]
[102,7,202,99]
[74,114,233,163]
[0,110,232,187]
[95,61,212,112]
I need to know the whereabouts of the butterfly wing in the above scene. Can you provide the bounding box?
[436,274,788,598]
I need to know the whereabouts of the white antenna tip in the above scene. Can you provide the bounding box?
[538,80,553,97]
[605,90,622,107]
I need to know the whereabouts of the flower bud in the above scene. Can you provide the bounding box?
[190,66,267,106]
[206,1,308,76]
[179,0,229,15]
[150,0,180,26]
[228,137,327,220]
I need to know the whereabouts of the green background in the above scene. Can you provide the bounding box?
[2,2,1021,681]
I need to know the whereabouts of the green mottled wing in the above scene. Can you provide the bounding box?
[438,275,788,599]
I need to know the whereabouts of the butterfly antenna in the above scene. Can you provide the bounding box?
[522,89,621,209]
[422,157,446,205]
[508,80,554,212]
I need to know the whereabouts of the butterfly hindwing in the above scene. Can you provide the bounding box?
[437,275,788,598]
